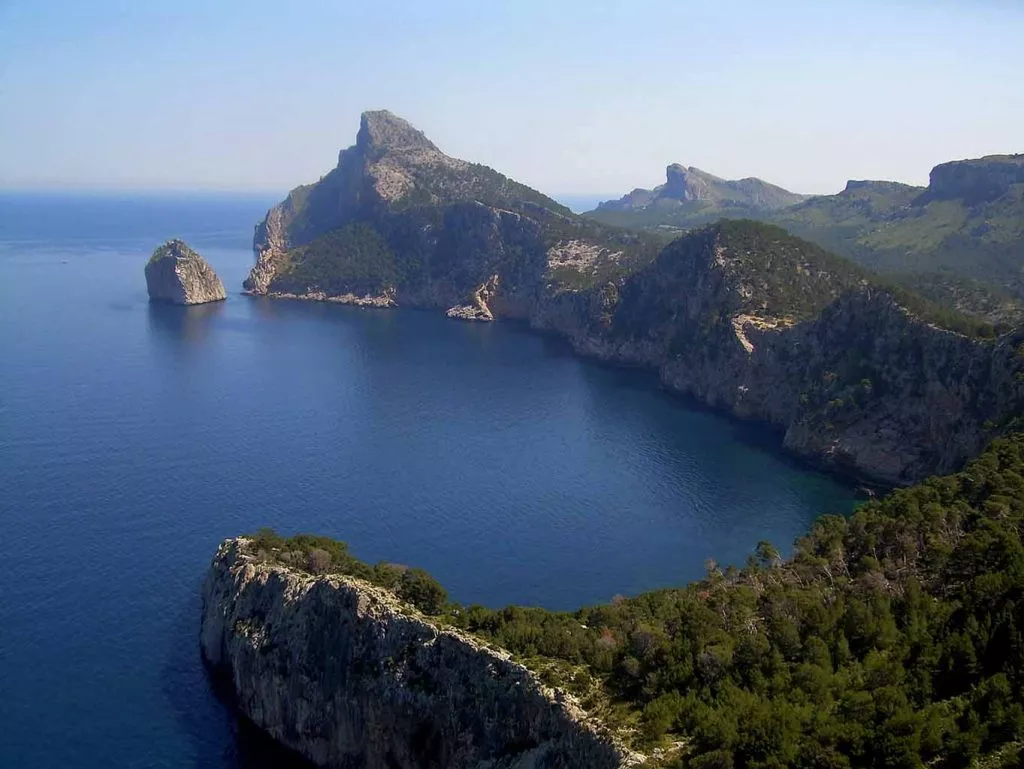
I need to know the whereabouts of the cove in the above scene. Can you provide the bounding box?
[0,193,856,767]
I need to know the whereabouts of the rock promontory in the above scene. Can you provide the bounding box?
[145,239,226,305]
[595,163,807,213]
[200,538,634,769]
[241,111,1024,485]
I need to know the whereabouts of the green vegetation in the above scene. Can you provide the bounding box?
[249,432,1024,767]
[389,160,574,217]
[585,157,1024,323]
[587,165,807,233]
[885,272,1024,332]
[650,220,999,339]
[774,182,1024,303]
[248,529,448,616]
[272,222,398,295]
[698,220,867,321]
[147,238,199,265]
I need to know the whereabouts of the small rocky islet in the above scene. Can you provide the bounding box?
[199,111,1024,767]
[145,239,226,305]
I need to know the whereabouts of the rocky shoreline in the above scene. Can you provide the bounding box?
[237,110,1024,487]
[201,538,641,769]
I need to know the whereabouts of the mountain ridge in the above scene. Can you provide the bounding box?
[243,111,1024,486]
[230,110,1024,768]
[591,164,807,231]
[586,153,1024,322]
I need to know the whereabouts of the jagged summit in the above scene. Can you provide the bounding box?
[354,110,440,158]
[245,109,613,296]
[663,164,716,201]
[594,164,806,214]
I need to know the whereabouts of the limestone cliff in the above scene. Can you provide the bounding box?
[533,221,1024,485]
[242,111,1024,485]
[920,153,1024,205]
[243,110,660,313]
[145,239,226,305]
[200,539,636,769]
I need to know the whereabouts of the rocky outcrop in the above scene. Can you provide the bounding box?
[595,164,806,212]
[244,205,290,295]
[269,288,397,307]
[201,539,636,769]
[145,239,226,305]
[240,111,1024,485]
[446,275,500,321]
[533,225,1024,486]
[921,154,1024,205]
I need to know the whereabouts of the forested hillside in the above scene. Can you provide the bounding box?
[250,430,1024,768]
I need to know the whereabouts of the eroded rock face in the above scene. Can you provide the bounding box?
[533,231,1024,486]
[922,154,1024,205]
[200,539,634,769]
[446,275,500,321]
[145,239,226,305]
[596,164,806,212]
[239,111,1024,486]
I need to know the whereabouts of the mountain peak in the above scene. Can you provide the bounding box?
[921,153,1024,205]
[663,164,721,201]
[356,110,439,157]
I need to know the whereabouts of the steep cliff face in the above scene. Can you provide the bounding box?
[242,111,1024,485]
[201,539,636,769]
[921,154,1024,205]
[145,239,227,305]
[243,110,652,312]
[535,222,1024,485]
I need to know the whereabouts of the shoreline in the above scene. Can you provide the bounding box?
[239,288,883,495]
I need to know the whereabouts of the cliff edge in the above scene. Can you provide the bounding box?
[200,538,638,769]
[239,110,1024,486]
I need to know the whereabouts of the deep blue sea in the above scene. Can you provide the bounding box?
[0,192,857,767]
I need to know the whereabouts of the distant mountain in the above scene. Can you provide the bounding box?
[587,164,807,230]
[775,155,1024,286]
[243,109,662,313]
[235,117,1024,767]
[586,154,1024,323]
[244,112,1023,484]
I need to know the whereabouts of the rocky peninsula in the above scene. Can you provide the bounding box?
[201,537,638,769]
[145,239,226,305]
[203,429,1024,769]
[239,111,1024,486]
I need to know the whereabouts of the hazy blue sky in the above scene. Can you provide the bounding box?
[1,0,1022,197]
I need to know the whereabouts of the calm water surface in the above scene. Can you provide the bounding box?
[0,193,856,767]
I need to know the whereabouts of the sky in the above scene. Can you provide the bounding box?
[1,0,1022,198]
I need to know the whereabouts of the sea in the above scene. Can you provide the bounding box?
[0,192,857,767]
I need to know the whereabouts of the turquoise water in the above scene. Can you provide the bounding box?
[0,193,856,767]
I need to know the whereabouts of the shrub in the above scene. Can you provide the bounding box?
[306,548,332,574]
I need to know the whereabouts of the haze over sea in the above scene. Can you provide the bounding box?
[0,192,855,767]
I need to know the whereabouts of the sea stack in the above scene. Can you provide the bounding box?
[145,239,227,305]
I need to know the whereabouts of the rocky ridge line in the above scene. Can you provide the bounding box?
[241,111,1024,485]
[201,538,641,769]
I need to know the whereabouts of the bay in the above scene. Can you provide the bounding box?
[0,192,856,767]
